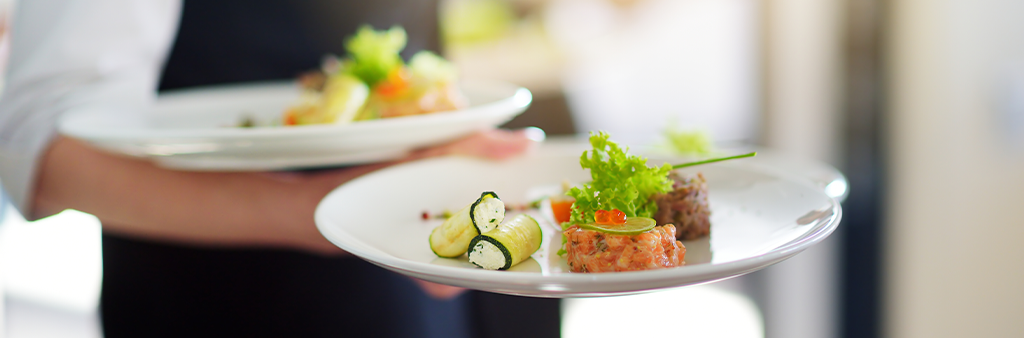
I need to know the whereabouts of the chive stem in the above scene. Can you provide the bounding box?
[672,151,757,169]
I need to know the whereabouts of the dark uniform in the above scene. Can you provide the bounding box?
[99,1,560,337]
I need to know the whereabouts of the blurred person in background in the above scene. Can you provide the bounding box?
[0,0,559,337]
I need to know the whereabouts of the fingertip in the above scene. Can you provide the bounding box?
[521,126,547,143]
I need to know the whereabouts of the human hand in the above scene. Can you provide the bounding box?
[408,127,545,161]
[292,128,545,255]
[396,129,545,298]
[412,278,468,300]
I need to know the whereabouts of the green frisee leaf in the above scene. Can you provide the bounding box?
[565,131,674,225]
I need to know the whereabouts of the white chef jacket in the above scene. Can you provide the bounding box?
[0,0,180,215]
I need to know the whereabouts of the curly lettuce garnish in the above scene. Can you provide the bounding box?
[557,132,674,255]
[566,132,674,225]
[556,132,757,255]
[342,25,407,86]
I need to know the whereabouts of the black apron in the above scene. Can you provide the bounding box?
[100,1,560,337]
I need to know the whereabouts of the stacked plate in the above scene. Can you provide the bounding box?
[58,78,849,297]
[58,80,532,171]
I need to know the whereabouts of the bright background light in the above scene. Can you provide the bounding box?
[562,285,764,338]
[1,205,103,338]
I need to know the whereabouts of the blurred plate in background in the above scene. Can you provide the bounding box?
[58,80,531,171]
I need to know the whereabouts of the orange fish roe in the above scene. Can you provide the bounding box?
[594,209,627,225]
[563,224,686,273]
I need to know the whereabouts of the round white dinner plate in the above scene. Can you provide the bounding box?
[315,145,843,298]
[58,80,532,170]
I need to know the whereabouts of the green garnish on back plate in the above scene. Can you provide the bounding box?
[342,25,407,86]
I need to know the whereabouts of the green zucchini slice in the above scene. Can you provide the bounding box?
[468,214,543,270]
[429,192,505,257]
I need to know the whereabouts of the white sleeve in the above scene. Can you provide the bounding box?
[0,0,181,214]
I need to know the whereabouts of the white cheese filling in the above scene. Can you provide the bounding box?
[469,240,506,270]
[472,197,504,233]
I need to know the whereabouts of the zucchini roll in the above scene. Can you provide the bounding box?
[429,192,505,257]
[468,214,543,270]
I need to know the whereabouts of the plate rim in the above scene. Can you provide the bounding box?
[57,80,532,141]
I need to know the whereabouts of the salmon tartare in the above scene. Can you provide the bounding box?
[563,224,687,273]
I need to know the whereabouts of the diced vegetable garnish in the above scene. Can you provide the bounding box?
[549,197,574,224]
[374,68,412,99]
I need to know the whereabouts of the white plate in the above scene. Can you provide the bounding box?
[315,145,843,297]
[58,80,532,170]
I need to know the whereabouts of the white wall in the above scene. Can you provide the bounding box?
[550,0,760,144]
[887,0,1024,337]
[758,0,843,338]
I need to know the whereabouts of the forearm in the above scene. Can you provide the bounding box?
[31,129,538,253]
[33,137,366,252]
